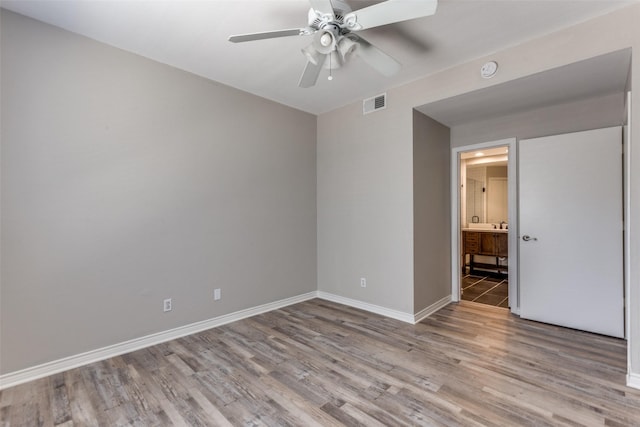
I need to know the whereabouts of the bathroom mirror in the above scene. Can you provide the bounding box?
[466,166,485,224]
[465,162,508,226]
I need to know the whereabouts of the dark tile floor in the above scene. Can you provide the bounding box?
[461,274,509,308]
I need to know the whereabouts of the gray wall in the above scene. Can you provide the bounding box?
[1,11,317,374]
[413,111,451,312]
[317,101,414,313]
[451,92,625,147]
[317,4,640,378]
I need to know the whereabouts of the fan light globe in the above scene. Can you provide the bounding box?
[320,33,333,47]
[314,30,336,54]
[301,44,320,65]
[338,37,357,61]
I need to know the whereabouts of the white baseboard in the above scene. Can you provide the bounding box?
[414,295,452,324]
[0,291,317,390]
[316,291,415,323]
[628,372,640,390]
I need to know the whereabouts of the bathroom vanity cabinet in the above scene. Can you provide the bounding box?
[462,230,508,275]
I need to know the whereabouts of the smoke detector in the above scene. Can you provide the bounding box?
[480,61,498,79]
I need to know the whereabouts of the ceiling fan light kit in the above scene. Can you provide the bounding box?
[228,0,438,88]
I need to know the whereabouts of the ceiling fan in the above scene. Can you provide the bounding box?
[228,0,438,88]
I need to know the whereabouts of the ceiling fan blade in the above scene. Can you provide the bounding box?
[298,54,327,88]
[229,28,309,43]
[308,0,335,17]
[354,36,401,77]
[344,0,438,31]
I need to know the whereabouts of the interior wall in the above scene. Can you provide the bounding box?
[487,166,507,180]
[317,3,640,379]
[451,92,625,147]
[317,101,415,314]
[413,111,451,312]
[0,10,317,374]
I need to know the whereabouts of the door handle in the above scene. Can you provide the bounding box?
[522,235,538,241]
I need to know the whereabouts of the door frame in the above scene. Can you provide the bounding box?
[450,138,519,313]
[625,91,632,355]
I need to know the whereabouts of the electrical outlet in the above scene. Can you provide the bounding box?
[360,278,366,288]
[214,288,221,301]
[163,298,172,312]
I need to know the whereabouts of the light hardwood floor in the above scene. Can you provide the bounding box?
[2,299,640,426]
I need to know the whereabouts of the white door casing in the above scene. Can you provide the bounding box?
[451,138,518,311]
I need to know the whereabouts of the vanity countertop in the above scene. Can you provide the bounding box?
[462,228,508,233]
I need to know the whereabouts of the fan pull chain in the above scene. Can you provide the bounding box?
[328,53,333,81]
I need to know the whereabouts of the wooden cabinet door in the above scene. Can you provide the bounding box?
[496,233,508,257]
[479,233,495,255]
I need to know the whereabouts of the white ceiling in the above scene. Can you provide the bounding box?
[1,0,635,115]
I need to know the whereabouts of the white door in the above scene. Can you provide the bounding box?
[519,127,623,338]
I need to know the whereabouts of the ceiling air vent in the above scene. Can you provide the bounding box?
[363,93,387,115]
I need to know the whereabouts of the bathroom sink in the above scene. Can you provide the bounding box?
[466,223,494,230]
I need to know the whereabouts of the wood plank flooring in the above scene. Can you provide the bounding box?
[2,299,640,426]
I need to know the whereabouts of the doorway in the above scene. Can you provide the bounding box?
[460,146,509,307]
[450,138,518,313]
